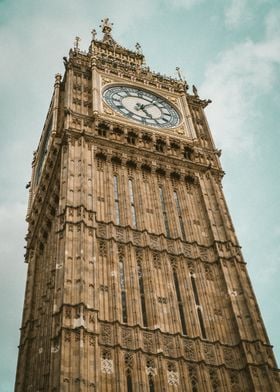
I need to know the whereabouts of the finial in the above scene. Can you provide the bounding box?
[74,36,81,51]
[91,29,97,40]
[135,42,142,54]
[176,67,184,81]
[55,73,62,83]
[192,85,198,96]
[100,17,113,34]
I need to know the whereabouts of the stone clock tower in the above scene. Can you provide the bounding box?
[15,19,279,391]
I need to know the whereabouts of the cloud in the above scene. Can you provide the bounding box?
[164,0,204,9]
[200,8,280,155]
[224,0,250,29]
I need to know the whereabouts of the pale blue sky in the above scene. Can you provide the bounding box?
[0,0,279,389]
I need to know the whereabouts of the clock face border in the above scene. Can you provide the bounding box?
[102,84,181,129]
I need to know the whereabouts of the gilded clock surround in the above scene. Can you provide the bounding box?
[102,84,181,128]
[15,18,279,392]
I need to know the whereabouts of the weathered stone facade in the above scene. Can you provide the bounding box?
[15,20,279,391]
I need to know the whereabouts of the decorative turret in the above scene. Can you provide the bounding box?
[100,17,116,45]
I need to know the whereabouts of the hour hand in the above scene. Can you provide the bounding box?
[135,103,152,118]
[135,103,143,111]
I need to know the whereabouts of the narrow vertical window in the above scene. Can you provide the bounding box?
[137,262,148,327]
[173,268,187,335]
[197,308,206,339]
[119,255,127,323]
[148,376,155,392]
[128,179,137,228]
[173,191,186,241]
[159,187,170,238]
[126,371,133,392]
[114,175,120,225]
[190,274,206,339]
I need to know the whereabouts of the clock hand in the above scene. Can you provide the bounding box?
[142,101,155,109]
[134,103,153,118]
[135,103,143,111]
[141,108,152,118]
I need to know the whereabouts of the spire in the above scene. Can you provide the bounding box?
[91,29,97,41]
[100,17,116,45]
[135,42,142,55]
[74,36,81,51]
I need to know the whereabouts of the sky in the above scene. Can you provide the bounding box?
[0,0,279,389]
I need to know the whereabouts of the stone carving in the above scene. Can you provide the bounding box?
[100,324,112,344]
[163,336,175,356]
[89,314,95,324]
[152,252,161,269]
[184,340,196,360]
[99,240,107,257]
[97,223,106,237]
[89,336,95,346]
[74,331,80,341]
[118,244,125,258]
[183,243,192,257]
[167,363,179,386]
[188,365,198,390]
[64,331,71,342]
[223,347,235,367]
[116,227,124,240]
[143,332,154,352]
[122,327,133,348]
[203,343,216,364]
[167,240,174,253]
[204,264,214,281]
[65,307,72,319]
[146,358,157,376]
[187,260,195,273]
[199,246,208,261]
[124,352,134,369]
[135,247,143,263]
[133,231,141,245]
[229,370,240,392]
[101,351,114,374]
[169,256,177,270]
[209,368,220,392]
[150,234,159,249]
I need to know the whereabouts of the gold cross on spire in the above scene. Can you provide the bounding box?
[100,17,113,34]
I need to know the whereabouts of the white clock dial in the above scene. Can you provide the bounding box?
[103,85,180,128]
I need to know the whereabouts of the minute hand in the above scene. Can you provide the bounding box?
[141,107,152,118]
[143,101,156,109]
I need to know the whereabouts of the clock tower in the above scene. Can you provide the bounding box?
[15,19,279,391]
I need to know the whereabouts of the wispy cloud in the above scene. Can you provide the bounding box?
[164,0,204,9]
[200,7,280,155]
[224,0,251,29]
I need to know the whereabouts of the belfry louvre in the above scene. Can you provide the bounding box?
[15,19,279,391]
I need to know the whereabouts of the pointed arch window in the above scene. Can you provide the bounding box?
[118,248,128,323]
[128,179,137,228]
[173,191,186,241]
[113,175,120,225]
[148,376,155,392]
[137,262,148,327]
[126,370,133,392]
[159,187,170,238]
[190,273,206,339]
[173,267,187,335]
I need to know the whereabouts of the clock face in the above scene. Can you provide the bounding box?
[103,85,180,128]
